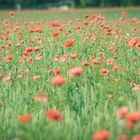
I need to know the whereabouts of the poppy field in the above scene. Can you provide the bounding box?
[0,8,140,140]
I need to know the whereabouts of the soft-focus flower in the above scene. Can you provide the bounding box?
[132,135,140,140]
[68,67,84,78]
[128,37,140,48]
[34,94,48,103]
[118,135,128,140]
[92,130,111,140]
[45,109,63,121]
[51,75,65,86]
[48,69,62,75]
[65,40,75,48]
[100,69,109,76]
[126,112,140,128]
[9,11,15,18]
[117,106,128,119]
[19,114,32,124]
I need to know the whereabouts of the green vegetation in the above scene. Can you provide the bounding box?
[0,8,140,140]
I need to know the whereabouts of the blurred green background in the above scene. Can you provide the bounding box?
[0,0,140,9]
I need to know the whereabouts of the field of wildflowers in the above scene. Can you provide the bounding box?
[0,8,140,140]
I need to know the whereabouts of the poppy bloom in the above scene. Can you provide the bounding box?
[69,53,79,59]
[33,46,41,52]
[100,69,109,76]
[48,69,62,75]
[81,61,90,67]
[65,40,75,48]
[106,58,114,65]
[25,47,33,53]
[132,135,140,140]
[34,94,48,103]
[52,32,59,37]
[112,64,119,72]
[0,74,2,79]
[117,106,128,119]
[24,69,30,74]
[51,75,65,86]
[92,130,111,140]
[132,84,140,91]
[91,58,100,65]
[52,21,60,27]
[126,112,140,128]
[118,135,128,140]
[3,76,12,82]
[68,67,84,78]
[35,54,43,61]
[9,11,15,18]
[45,109,63,121]
[128,37,140,48]
[5,55,12,63]
[19,114,32,124]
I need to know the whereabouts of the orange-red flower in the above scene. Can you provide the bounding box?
[81,61,90,67]
[100,69,109,76]
[19,114,32,124]
[9,11,15,18]
[92,130,111,140]
[65,40,75,48]
[132,84,140,91]
[118,135,128,140]
[112,64,119,72]
[48,69,62,75]
[51,75,66,86]
[45,109,63,121]
[68,67,84,78]
[34,94,48,103]
[5,55,12,63]
[132,135,140,140]
[128,37,140,48]
[25,69,30,74]
[126,112,140,128]
[117,106,128,119]
[3,76,12,82]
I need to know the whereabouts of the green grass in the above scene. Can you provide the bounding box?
[0,8,140,140]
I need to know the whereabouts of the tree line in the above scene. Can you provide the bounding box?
[0,0,140,9]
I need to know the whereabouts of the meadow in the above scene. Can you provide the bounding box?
[0,8,140,140]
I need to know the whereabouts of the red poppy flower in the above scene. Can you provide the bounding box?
[132,135,140,140]
[117,106,128,119]
[9,11,15,18]
[118,135,128,140]
[3,76,12,82]
[45,109,63,121]
[33,46,41,52]
[19,114,32,124]
[126,112,140,128]
[51,75,66,86]
[112,64,119,72]
[68,67,84,78]
[5,55,12,63]
[81,61,90,67]
[34,94,48,103]
[65,40,75,48]
[92,130,111,140]
[25,69,30,74]
[128,37,140,48]
[100,69,109,76]
[132,84,140,91]
[48,69,62,75]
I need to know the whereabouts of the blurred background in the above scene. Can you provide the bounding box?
[0,0,140,10]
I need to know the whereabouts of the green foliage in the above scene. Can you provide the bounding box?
[0,0,139,8]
